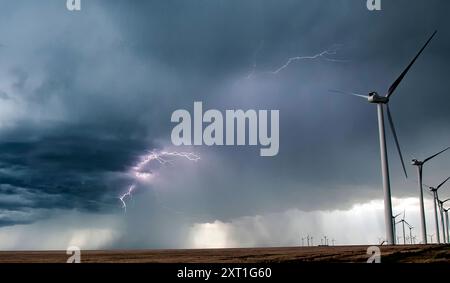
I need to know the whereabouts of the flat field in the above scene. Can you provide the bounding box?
[0,245,449,263]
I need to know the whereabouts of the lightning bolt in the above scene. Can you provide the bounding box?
[242,44,347,80]
[119,150,200,212]
[119,184,135,213]
[268,46,347,74]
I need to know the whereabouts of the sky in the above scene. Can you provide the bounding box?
[1,0,450,250]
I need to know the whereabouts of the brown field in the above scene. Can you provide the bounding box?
[0,245,449,263]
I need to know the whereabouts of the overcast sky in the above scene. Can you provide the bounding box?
[1,0,450,250]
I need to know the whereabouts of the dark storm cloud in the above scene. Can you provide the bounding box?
[1,0,450,232]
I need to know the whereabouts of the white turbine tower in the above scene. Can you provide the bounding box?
[331,31,437,244]
[437,198,450,243]
[411,146,450,244]
[424,176,450,244]
[441,201,450,244]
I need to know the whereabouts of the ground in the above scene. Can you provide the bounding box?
[1,245,449,263]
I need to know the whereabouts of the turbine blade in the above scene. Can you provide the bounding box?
[423,147,450,164]
[436,176,450,190]
[386,105,408,178]
[386,31,437,98]
[329,89,368,99]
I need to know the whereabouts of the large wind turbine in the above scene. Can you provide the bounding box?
[331,31,437,244]
[424,176,450,244]
[411,146,450,244]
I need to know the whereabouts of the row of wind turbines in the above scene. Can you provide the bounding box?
[301,234,336,247]
[333,30,450,245]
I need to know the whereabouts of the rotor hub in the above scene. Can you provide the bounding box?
[368,92,389,104]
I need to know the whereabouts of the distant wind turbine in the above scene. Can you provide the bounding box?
[411,146,450,244]
[424,176,450,244]
[437,198,450,243]
[331,31,437,244]
[396,211,409,245]
[441,202,450,244]
[392,212,402,244]
[406,222,414,245]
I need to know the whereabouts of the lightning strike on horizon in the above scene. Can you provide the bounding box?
[119,150,200,212]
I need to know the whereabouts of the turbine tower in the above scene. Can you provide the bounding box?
[331,31,437,244]
[437,198,449,243]
[441,201,450,244]
[424,176,450,244]
[411,146,450,244]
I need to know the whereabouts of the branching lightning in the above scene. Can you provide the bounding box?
[119,184,135,212]
[119,150,200,212]
[243,44,347,80]
[268,46,347,74]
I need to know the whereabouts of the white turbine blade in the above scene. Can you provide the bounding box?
[386,31,437,98]
[436,176,450,190]
[423,147,450,164]
[329,89,368,99]
[386,105,408,179]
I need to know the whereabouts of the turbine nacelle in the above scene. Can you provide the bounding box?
[411,159,423,166]
[368,92,389,104]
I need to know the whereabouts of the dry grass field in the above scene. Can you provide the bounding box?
[0,245,449,263]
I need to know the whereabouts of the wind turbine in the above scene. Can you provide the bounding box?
[392,212,402,244]
[331,31,437,244]
[442,202,450,244]
[437,198,450,243]
[424,176,450,244]
[396,211,409,245]
[405,222,414,245]
[411,146,450,244]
